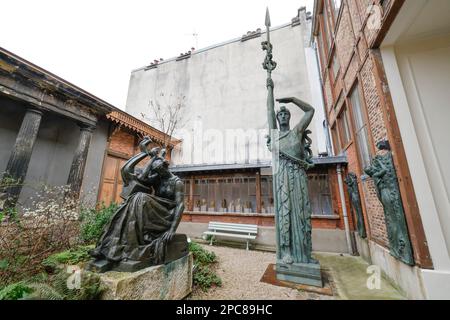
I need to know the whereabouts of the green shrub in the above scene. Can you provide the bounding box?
[189,241,217,265]
[79,203,118,243]
[0,282,33,300]
[42,245,94,272]
[188,241,221,292]
[193,265,222,292]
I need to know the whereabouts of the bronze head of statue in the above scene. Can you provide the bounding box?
[377,140,391,151]
[150,157,171,178]
[276,106,291,130]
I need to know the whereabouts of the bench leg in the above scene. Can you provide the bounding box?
[246,240,249,251]
[210,236,214,246]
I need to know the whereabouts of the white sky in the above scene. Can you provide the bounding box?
[1,0,312,109]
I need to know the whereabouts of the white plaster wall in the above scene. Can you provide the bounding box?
[381,38,450,300]
[126,21,326,166]
[380,0,450,299]
[369,240,427,300]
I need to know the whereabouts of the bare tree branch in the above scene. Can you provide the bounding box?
[142,93,188,153]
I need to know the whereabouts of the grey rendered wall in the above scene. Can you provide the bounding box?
[81,119,109,207]
[126,21,324,166]
[1,98,108,209]
[0,98,78,208]
[18,111,80,207]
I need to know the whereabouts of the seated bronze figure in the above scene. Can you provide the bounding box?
[88,137,188,273]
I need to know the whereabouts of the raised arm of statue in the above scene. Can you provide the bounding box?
[137,146,162,185]
[267,78,277,130]
[277,97,315,134]
[121,137,152,186]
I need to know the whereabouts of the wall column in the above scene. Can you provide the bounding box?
[67,123,95,197]
[256,171,262,213]
[2,108,43,209]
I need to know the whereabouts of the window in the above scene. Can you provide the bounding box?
[321,8,331,51]
[337,107,351,148]
[332,52,340,80]
[308,173,333,216]
[350,84,372,169]
[317,33,327,75]
[331,124,342,155]
[260,176,274,214]
[190,175,257,213]
[184,179,190,209]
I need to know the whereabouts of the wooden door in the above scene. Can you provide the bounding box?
[98,155,126,206]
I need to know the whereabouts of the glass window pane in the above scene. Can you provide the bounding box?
[332,53,340,79]
[357,127,372,169]
[338,108,351,147]
[307,173,333,216]
[350,84,372,169]
[350,87,365,130]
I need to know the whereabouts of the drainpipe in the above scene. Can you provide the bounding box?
[336,164,355,255]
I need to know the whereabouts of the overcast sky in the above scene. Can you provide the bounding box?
[1,0,312,109]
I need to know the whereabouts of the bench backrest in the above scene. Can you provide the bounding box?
[208,222,258,235]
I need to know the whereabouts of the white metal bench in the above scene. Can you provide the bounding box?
[203,222,258,250]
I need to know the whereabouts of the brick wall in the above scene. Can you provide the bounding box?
[109,129,136,157]
[314,0,405,251]
[314,0,433,267]
[360,55,388,146]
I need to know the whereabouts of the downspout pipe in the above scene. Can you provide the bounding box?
[336,164,355,255]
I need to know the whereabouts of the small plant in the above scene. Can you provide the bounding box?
[189,241,217,265]
[79,203,118,244]
[41,269,104,300]
[0,282,33,300]
[42,245,94,272]
[193,265,222,292]
[1,268,105,300]
[188,241,222,292]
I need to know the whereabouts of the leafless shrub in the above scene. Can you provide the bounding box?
[0,185,83,286]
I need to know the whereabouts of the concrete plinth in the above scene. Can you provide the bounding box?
[99,253,193,300]
[276,261,323,288]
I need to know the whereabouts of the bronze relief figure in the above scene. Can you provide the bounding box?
[345,172,367,239]
[364,140,414,266]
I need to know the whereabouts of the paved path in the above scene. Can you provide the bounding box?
[317,253,406,300]
[188,244,405,300]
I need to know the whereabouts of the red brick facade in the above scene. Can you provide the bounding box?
[97,111,176,206]
[313,0,432,267]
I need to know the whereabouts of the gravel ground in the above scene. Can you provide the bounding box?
[187,244,335,300]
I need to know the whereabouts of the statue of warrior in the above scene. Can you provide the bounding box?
[266,90,316,265]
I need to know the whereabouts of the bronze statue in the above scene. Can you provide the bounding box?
[364,140,414,265]
[345,173,367,239]
[262,8,322,287]
[267,98,315,265]
[88,137,187,273]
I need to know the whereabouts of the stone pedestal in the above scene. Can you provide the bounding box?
[88,234,189,273]
[99,253,193,300]
[276,261,323,288]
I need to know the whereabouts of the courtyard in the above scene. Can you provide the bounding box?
[1,0,449,301]
[188,243,405,300]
